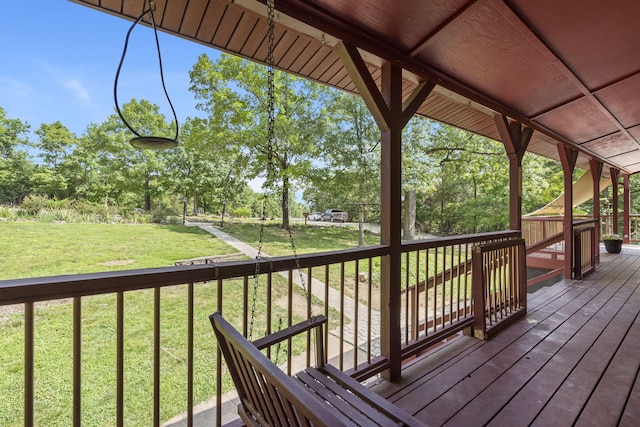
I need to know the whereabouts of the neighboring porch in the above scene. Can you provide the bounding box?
[372,246,640,426]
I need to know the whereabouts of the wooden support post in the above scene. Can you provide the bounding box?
[624,174,631,243]
[589,159,603,263]
[379,61,403,380]
[494,115,532,231]
[336,42,433,381]
[610,168,619,235]
[558,145,578,279]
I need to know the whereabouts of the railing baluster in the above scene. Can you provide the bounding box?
[73,296,81,427]
[117,292,124,427]
[367,258,373,364]
[154,287,160,427]
[354,259,359,369]
[307,266,313,367]
[287,269,293,375]
[24,301,34,427]
[324,264,330,363]
[413,250,420,341]
[339,262,345,371]
[433,247,437,334]
[424,248,429,336]
[187,283,194,427]
[404,252,409,343]
[216,278,223,427]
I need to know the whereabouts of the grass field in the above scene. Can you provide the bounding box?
[0,220,376,426]
[0,221,236,280]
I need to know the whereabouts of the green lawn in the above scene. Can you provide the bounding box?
[0,221,234,280]
[218,221,380,256]
[0,220,375,426]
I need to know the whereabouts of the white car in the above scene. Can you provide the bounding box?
[321,209,348,222]
[307,212,323,221]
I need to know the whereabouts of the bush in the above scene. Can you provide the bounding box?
[0,205,16,219]
[232,207,251,218]
[21,195,50,216]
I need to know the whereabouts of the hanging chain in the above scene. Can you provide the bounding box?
[249,1,313,358]
[249,0,276,341]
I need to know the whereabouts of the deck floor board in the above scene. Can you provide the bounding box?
[373,249,640,426]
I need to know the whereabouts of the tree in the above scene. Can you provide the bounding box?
[306,90,380,244]
[0,106,30,159]
[80,99,176,211]
[403,118,510,234]
[33,121,77,199]
[163,117,247,215]
[189,53,326,228]
[0,107,33,203]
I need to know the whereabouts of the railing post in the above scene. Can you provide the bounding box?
[472,245,486,340]
[472,239,527,340]
[574,229,582,279]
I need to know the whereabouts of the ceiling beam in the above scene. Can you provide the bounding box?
[262,0,626,172]
[492,0,637,146]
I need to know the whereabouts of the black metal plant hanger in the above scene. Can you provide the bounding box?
[113,0,179,150]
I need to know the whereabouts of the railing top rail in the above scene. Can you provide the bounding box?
[402,230,520,252]
[473,238,526,253]
[522,216,565,222]
[573,218,598,228]
[0,245,389,306]
[526,232,564,255]
[0,230,523,307]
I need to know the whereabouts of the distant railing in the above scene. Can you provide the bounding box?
[0,230,522,426]
[521,216,563,247]
[601,213,640,243]
[472,238,527,339]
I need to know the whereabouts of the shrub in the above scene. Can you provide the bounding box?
[21,195,50,216]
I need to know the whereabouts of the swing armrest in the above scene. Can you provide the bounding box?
[252,315,327,367]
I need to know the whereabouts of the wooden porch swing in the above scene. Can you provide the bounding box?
[210,312,424,426]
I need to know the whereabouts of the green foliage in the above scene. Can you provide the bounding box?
[189,53,327,228]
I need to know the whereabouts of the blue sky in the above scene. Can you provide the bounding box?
[0,1,219,138]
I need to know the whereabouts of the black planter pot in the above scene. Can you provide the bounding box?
[603,239,622,254]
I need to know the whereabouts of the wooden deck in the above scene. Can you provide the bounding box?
[372,247,640,427]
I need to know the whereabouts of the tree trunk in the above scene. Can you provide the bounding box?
[403,189,416,240]
[282,176,290,229]
[192,191,199,215]
[144,176,151,211]
[358,204,365,246]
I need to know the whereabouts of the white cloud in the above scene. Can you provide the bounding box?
[63,78,91,103]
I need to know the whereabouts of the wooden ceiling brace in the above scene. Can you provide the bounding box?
[495,115,533,230]
[558,144,579,279]
[336,42,434,131]
[589,158,604,262]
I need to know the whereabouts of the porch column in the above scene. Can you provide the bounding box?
[610,168,619,235]
[336,42,433,380]
[494,115,533,231]
[623,174,631,243]
[558,145,578,279]
[589,159,603,263]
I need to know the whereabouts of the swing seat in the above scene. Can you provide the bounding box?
[210,312,425,427]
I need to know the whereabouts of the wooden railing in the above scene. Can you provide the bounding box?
[399,231,520,361]
[601,213,640,243]
[471,238,527,339]
[521,216,563,247]
[0,230,523,426]
[573,219,598,279]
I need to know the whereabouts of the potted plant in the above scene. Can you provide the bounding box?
[602,233,623,254]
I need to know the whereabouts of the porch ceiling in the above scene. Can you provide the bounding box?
[71,0,640,175]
